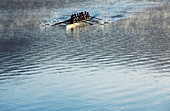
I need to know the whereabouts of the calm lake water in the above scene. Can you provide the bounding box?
[0,0,170,111]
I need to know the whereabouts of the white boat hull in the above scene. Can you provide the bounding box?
[66,22,88,30]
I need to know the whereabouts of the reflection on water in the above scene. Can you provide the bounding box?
[0,0,170,111]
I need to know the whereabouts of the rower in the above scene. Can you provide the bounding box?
[79,12,82,21]
[76,13,79,18]
[73,18,76,23]
[73,14,77,23]
[82,12,86,20]
[72,14,77,23]
[84,11,87,19]
[77,13,80,22]
[86,12,90,19]
[80,12,83,20]
[70,11,91,24]
[74,14,76,17]
[70,14,74,24]
[78,13,81,21]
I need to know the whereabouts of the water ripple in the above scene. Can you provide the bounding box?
[1,0,170,111]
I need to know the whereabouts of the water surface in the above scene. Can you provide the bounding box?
[0,0,170,111]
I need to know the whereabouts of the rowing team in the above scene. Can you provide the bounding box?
[70,11,91,24]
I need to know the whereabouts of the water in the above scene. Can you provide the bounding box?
[0,0,170,111]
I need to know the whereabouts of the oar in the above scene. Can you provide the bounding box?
[91,16,103,20]
[91,16,110,24]
[81,20,94,25]
[91,14,103,21]
[51,19,70,26]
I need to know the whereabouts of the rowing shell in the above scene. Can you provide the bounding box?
[42,17,107,29]
[66,18,93,30]
[66,21,90,30]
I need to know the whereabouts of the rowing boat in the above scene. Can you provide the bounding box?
[66,22,87,30]
[41,11,108,29]
[66,17,93,30]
